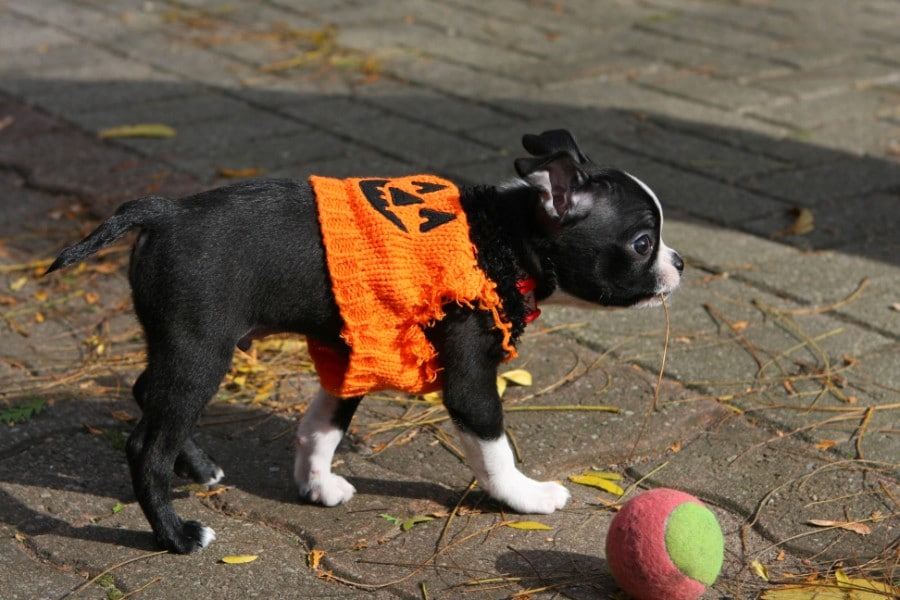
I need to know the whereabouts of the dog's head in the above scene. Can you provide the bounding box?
[514,129,683,308]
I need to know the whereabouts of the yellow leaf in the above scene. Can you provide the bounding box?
[254,381,276,402]
[307,549,326,569]
[221,555,258,564]
[256,338,307,353]
[34,289,48,302]
[99,123,176,139]
[217,167,266,178]
[504,520,553,531]
[496,376,507,398]
[33,311,44,323]
[568,474,624,496]
[759,572,899,600]
[581,470,622,481]
[499,369,533,387]
[10,276,27,292]
[421,391,442,403]
[750,559,769,581]
[838,573,900,599]
[759,585,843,599]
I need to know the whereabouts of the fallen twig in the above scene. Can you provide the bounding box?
[60,550,168,599]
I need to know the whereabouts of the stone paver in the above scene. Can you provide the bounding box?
[1,1,897,598]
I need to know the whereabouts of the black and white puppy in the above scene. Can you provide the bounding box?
[48,130,683,554]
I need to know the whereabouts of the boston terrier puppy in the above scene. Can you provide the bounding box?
[48,129,683,553]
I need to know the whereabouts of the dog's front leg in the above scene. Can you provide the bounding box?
[453,425,570,514]
[294,388,361,506]
[436,311,570,514]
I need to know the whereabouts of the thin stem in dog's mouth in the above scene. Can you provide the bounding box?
[627,293,671,460]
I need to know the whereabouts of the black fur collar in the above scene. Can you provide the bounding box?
[460,184,558,346]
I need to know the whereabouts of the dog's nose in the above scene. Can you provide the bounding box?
[673,252,684,273]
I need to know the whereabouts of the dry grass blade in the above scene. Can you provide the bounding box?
[705,301,765,369]
[777,277,869,316]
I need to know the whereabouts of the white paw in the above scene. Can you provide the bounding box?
[198,525,217,549]
[300,473,356,507]
[490,476,570,514]
[205,467,225,486]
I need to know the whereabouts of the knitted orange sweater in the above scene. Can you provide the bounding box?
[307,175,516,398]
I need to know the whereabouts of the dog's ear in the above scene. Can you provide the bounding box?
[514,151,592,224]
[521,129,589,164]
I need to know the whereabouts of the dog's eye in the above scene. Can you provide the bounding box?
[631,234,653,256]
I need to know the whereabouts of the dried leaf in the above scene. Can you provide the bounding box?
[221,555,258,564]
[504,520,553,531]
[568,474,624,496]
[307,549,326,569]
[496,376,507,398]
[99,123,176,139]
[774,206,814,238]
[108,410,137,423]
[195,486,229,499]
[83,423,104,435]
[10,276,27,292]
[814,439,837,451]
[807,519,871,535]
[890,303,900,312]
[217,167,266,178]
[750,559,770,581]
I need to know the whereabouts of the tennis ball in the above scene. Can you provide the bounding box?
[606,488,724,600]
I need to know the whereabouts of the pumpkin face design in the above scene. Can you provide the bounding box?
[356,176,458,235]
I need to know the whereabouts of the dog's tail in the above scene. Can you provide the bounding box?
[45,195,177,274]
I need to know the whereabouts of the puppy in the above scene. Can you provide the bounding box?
[48,129,683,554]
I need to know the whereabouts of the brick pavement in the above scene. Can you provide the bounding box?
[1,1,898,598]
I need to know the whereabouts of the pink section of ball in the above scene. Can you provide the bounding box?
[606,488,708,600]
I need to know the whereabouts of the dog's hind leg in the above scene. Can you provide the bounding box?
[126,344,233,554]
[132,371,223,485]
[294,387,361,506]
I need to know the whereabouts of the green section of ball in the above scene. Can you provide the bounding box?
[664,502,724,585]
